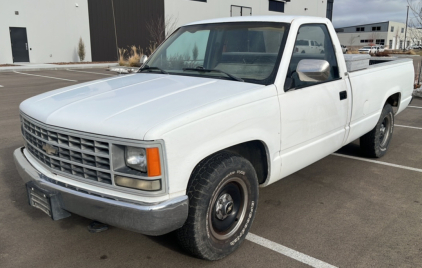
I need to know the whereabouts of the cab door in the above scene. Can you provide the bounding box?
[278,24,350,178]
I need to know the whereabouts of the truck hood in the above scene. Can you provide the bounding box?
[20,73,262,140]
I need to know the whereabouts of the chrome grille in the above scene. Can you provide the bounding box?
[22,116,112,185]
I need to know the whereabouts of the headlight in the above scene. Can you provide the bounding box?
[125,146,162,177]
[125,147,147,172]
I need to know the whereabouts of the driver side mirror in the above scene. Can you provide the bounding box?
[141,55,148,64]
[296,59,330,82]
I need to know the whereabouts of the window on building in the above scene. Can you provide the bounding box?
[372,26,381,31]
[360,39,374,43]
[356,27,364,32]
[269,0,284,13]
[389,40,393,49]
[399,40,403,49]
[326,0,334,21]
[407,41,411,47]
[231,5,252,16]
[376,39,385,45]
[401,28,404,33]
[191,0,206,2]
[391,26,394,32]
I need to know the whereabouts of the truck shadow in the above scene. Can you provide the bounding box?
[335,139,364,157]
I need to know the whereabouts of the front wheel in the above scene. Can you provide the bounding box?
[176,152,258,260]
[360,103,394,158]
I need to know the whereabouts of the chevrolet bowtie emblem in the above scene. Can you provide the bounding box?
[42,143,58,155]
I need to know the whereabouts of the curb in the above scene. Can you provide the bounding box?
[0,63,118,73]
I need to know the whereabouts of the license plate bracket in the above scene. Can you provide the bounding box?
[26,181,71,220]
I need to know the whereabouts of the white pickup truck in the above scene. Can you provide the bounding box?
[14,16,414,260]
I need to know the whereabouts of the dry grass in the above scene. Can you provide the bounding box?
[346,49,360,54]
[383,49,417,55]
[118,48,127,66]
[128,46,143,67]
[118,46,144,67]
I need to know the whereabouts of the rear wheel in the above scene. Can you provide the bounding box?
[360,103,394,158]
[176,151,258,260]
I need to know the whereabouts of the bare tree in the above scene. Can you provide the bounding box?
[407,1,422,46]
[408,0,422,27]
[392,28,403,50]
[146,15,178,49]
[408,19,422,45]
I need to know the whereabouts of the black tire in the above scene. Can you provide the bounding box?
[176,151,259,260]
[360,103,394,158]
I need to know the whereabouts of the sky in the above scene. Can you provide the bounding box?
[332,0,413,28]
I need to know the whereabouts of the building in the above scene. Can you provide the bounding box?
[335,21,422,49]
[1,0,334,64]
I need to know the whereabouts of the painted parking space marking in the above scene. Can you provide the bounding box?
[66,69,114,76]
[395,124,422,130]
[13,71,77,82]
[408,106,422,109]
[0,85,3,87]
[332,153,422,173]
[247,233,338,268]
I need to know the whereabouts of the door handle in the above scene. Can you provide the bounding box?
[339,91,347,100]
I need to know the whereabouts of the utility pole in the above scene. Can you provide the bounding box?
[404,5,409,51]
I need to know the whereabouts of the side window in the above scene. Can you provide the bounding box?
[287,24,340,90]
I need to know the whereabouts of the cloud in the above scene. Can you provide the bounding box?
[333,0,409,28]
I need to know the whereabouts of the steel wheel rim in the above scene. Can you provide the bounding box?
[208,177,248,240]
[379,114,391,147]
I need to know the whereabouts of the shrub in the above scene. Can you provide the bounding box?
[118,46,144,67]
[78,37,86,62]
[118,48,127,66]
[128,46,143,67]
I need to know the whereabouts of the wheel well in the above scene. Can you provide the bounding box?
[386,93,400,107]
[223,140,269,184]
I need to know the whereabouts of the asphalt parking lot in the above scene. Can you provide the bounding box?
[0,69,421,268]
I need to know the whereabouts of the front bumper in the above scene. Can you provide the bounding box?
[13,147,188,236]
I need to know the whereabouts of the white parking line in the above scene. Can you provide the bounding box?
[395,124,422,130]
[408,106,422,109]
[0,85,3,87]
[247,233,338,268]
[66,69,114,76]
[13,71,77,82]
[332,153,422,173]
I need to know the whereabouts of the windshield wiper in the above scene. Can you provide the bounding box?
[183,67,244,82]
[138,65,168,74]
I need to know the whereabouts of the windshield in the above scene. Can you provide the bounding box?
[145,22,289,85]
[362,46,371,49]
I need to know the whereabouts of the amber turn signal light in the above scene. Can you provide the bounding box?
[146,147,161,177]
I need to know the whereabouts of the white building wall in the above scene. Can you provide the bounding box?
[164,0,327,33]
[337,32,388,47]
[336,21,422,50]
[0,0,92,64]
